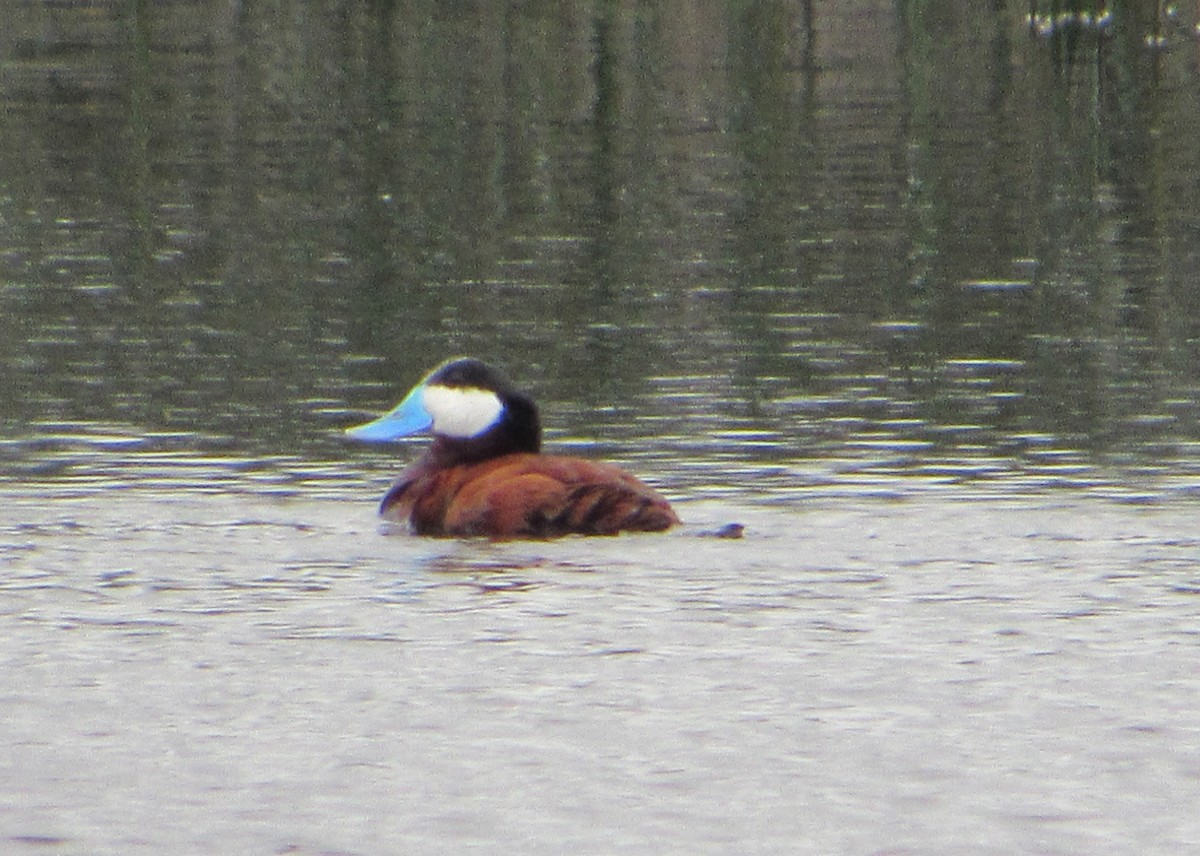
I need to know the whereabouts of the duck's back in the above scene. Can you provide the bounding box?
[381,452,679,537]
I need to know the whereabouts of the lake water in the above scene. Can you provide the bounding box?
[3,2,1200,854]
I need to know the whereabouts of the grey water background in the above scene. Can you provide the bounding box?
[3,2,1200,854]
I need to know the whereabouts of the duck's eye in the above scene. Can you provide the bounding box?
[422,385,504,438]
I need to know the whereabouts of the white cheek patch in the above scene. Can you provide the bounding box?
[422,385,504,438]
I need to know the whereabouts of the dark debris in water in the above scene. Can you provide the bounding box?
[697,522,745,539]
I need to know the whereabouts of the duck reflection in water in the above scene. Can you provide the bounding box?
[346,358,679,538]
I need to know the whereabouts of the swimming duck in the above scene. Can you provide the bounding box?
[346,358,679,537]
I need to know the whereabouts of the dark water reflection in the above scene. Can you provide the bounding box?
[4,1,1200,504]
[1,2,1198,499]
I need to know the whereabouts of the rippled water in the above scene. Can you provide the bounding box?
[4,487,1199,855]
[4,1,1200,853]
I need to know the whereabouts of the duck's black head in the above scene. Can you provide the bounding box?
[346,357,541,464]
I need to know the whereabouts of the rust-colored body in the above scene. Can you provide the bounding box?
[380,452,679,537]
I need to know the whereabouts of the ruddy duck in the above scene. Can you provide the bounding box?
[346,358,679,537]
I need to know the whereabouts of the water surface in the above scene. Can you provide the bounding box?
[4,489,1199,854]
[3,2,1200,853]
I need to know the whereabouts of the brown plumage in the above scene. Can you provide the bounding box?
[347,358,680,539]
[380,452,679,537]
